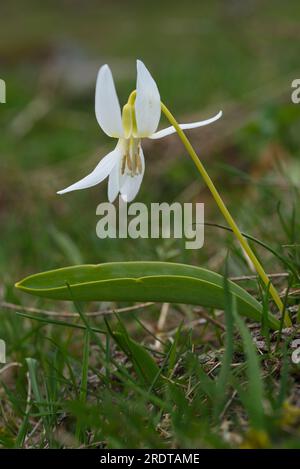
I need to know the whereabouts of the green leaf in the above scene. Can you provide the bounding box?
[104,318,160,387]
[214,273,235,419]
[233,311,266,430]
[15,261,279,329]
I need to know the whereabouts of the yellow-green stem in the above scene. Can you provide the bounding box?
[161,102,291,327]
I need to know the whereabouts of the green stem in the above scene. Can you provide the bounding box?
[161,102,291,327]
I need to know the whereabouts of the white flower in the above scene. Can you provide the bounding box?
[57,60,222,202]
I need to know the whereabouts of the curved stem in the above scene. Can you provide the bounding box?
[161,102,291,327]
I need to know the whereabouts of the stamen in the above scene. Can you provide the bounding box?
[132,154,136,173]
[121,155,126,175]
[121,139,141,177]
[136,153,142,174]
[126,153,133,172]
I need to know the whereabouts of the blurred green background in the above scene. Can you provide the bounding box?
[1,0,300,283]
[1,0,300,450]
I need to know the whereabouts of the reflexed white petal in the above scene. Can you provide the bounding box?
[135,60,161,137]
[149,110,223,140]
[57,143,122,195]
[120,148,145,202]
[95,65,124,138]
[108,161,120,202]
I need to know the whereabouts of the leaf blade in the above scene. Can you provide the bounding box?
[16,261,279,329]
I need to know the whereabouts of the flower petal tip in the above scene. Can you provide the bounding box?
[136,59,146,71]
[101,64,109,70]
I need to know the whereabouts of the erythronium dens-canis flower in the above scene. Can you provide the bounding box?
[57,60,222,202]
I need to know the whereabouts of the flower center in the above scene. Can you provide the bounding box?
[121,138,142,177]
[120,91,141,177]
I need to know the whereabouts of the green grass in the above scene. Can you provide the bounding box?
[0,0,300,449]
